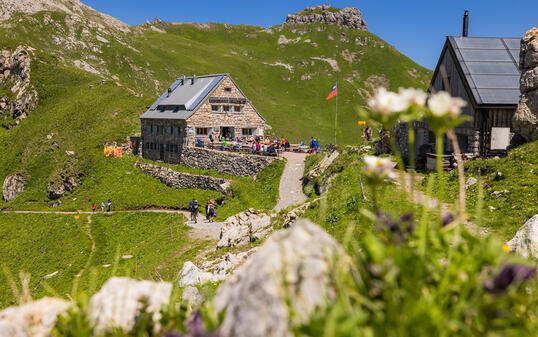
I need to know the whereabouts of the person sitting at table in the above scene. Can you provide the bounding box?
[196,138,204,147]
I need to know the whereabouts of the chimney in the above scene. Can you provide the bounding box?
[191,75,196,85]
[167,87,172,97]
[462,10,469,37]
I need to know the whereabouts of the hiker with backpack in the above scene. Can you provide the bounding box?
[189,199,199,223]
[208,201,216,223]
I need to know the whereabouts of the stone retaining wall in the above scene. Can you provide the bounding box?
[134,162,230,193]
[180,147,276,177]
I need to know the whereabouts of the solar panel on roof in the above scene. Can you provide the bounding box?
[502,38,521,49]
[448,36,521,105]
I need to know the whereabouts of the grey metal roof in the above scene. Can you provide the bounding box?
[141,74,227,120]
[448,36,521,105]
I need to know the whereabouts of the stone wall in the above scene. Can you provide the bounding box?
[513,28,538,142]
[180,147,276,177]
[186,76,267,145]
[140,119,187,162]
[134,162,230,193]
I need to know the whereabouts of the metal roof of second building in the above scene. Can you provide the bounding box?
[447,36,521,106]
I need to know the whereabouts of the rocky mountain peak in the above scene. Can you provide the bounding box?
[0,0,129,32]
[286,4,367,31]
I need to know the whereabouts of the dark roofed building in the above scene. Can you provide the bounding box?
[140,74,267,163]
[412,35,522,162]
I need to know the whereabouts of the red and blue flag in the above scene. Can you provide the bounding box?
[326,83,337,100]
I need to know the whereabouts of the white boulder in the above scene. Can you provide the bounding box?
[181,286,205,307]
[89,277,172,334]
[507,214,538,259]
[213,219,345,337]
[178,261,225,286]
[0,297,70,337]
[217,210,272,249]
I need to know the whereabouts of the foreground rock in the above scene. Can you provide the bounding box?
[181,286,205,307]
[507,214,538,259]
[513,28,538,141]
[178,261,226,287]
[286,4,367,31]
[0,46,38,128]
[303,151,340,194]
[213,219,345,337]
[89,277,172,334]
[2,173,25,201]
[217,209,272,249]
[0,297,70,337]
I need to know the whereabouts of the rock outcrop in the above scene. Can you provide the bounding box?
[181,286,205,307]
[0,297,70,337]
[134,162,230,193]
[213,219,345,337]
[286,4,367,31]
[217,209,272,249]
[178,261,226,287]
[513,28,538,142]
[0,46,38,128]
[89,277,172,334]
[507,214,538,259]
[46,159,82,200]
[2,173,25,201]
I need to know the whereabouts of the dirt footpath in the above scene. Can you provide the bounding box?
[274,152,308,212]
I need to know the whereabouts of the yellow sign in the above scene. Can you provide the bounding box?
[358,121,366,126]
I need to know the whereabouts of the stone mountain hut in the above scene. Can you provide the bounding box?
[417,11,522,159]
[140,74,267,163]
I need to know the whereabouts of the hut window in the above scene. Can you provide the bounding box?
[224,87,232,93]
[196,127,208,135]
[234,105,243,113]
[211,105,220,112]
[222,105,230,112]
[242,128,254,136]
[173,126,179,136]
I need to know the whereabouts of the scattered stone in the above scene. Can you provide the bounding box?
[507,214,538,259]
[488,206,496,211]
[89,277,172,334]
[217,210,272,249]
[48,199,62,208]
[2,174,25,202]
[286,5,367,31]
[464,177,478,189]
[121,254,133,259]
[102,264,111,268]
[65,150,75,156]
[213,219,345,337]
[178,261,225,287]
[43,271,58,280]
[46,133,54,140]
[490,189,509,197]
[181,286,205,307]
[0,297,70,337]
[493,171,504,181]
[513,28,538,141]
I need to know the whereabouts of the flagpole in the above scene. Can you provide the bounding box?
[334,73,338,146]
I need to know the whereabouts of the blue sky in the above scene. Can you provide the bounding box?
[83,1,534,70]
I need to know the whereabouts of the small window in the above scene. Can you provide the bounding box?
[196,127,208,135]
[222,105,230,112]
[173,126,179,136]
[211,105,220,112]
[166,144,170,152]
[159,106,165,112]
[242,128,254,136]
[234,105,243,113]
[224,87,232,93]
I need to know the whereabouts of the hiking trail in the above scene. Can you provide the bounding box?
[274,152,308,212]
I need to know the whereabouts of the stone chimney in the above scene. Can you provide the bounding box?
[513,28,538,141]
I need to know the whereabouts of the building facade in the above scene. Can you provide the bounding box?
[140,74,267,163]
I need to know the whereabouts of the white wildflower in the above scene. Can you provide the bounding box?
[368,88,409,115]
[427,91,466,117]
[398,87,427,106]
[363,155,396,180]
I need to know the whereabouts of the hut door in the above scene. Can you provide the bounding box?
[159,144,164,160]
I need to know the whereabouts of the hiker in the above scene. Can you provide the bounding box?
[365,125,373,141]
[189,199,199,223]
[205,200,210,221]
[208,201,216,223]
[209,133,214,143]
[256,142,261,152]
[100,201,105,212]
[309,137,315,149]
[107,199,112,212]
[251,141,256,153]
[92,202,96,213]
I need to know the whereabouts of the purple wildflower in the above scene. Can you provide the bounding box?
[484,263,536,294]
[163,311,220,337]
[375,211,415,241]
[441,213,454,226]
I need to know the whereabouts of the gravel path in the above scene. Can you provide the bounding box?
[274,152,308,212]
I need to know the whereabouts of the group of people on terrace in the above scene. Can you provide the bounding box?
[195,133,321,154]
